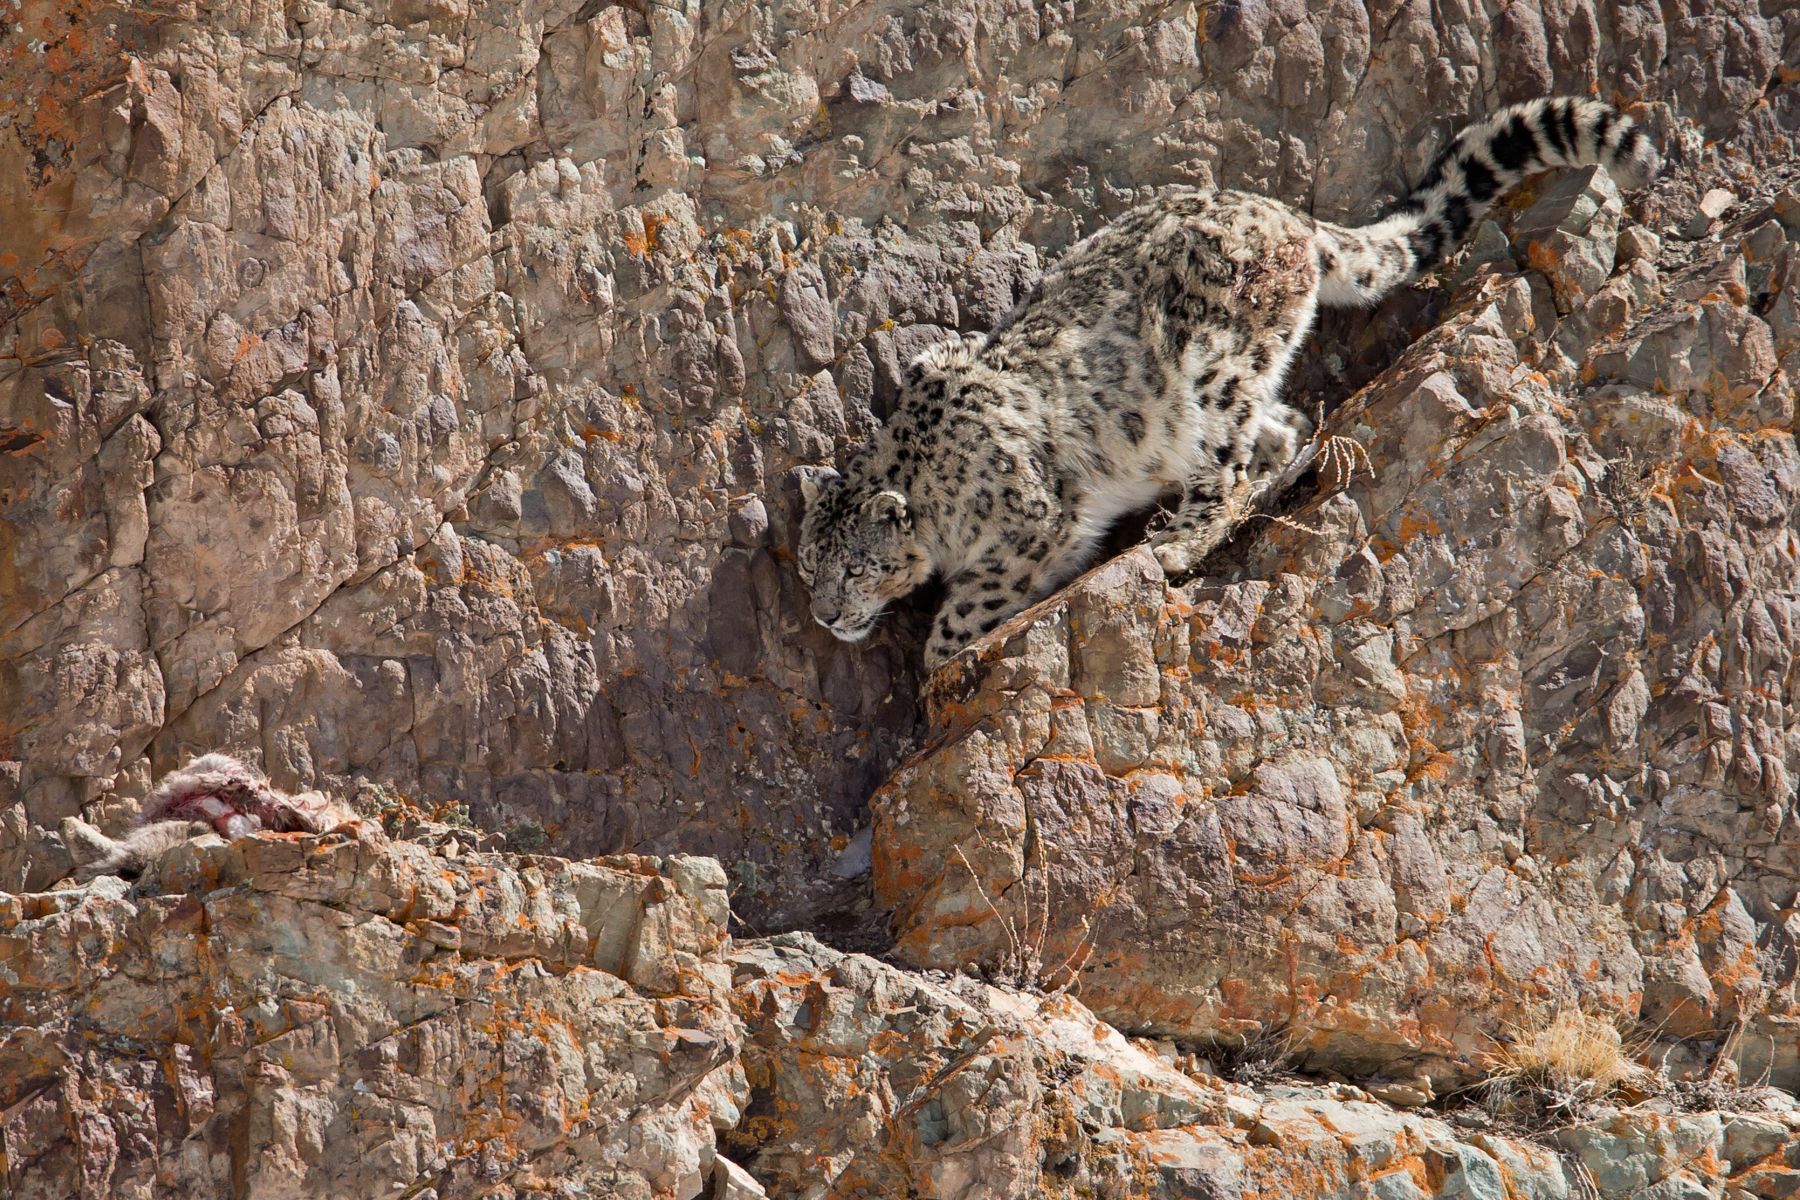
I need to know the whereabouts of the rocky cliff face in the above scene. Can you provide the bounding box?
[875,165,1800,1090]
[4,0,1795,920]
[7,826,1800,1199]
[4,0,1799,1195]
[1,828,745,1198]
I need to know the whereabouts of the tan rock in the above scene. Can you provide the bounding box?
[0,829,742,1199]
[5,0,1800,1191]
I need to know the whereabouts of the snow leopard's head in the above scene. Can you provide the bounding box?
[794,465,929,643]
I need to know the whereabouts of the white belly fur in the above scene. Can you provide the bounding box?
[1075,471,1171,540]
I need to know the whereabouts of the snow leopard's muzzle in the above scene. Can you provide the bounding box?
[811,596,880,641]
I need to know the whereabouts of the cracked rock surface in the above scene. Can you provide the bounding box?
[5,0,1800,1194]
[874,161,1800,1088]
[8,835,1799,1198]
[729,934,1800,1200]
[3,0,1796,927]
[0,828,745,1199]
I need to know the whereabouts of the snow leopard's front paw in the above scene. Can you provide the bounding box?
[1150,528,1208,576]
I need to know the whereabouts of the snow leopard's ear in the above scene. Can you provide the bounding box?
[793,465,840,509]
[865,490,908,526]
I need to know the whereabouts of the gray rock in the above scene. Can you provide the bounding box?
[1512,166,1622,309]
[1618,225,1664,266]
[1776,188,1800,231]
[1684,187,1739,237]
[778,264,837,368]
[1456,219,1516,283]
[727,495,770,548]
[710,1154,767,1199]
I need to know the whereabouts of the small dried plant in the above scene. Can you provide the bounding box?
[952,839,1094,997]
[1207,1023,1303,1087]
[1238,405,1375,536]
[1315,433,1374,492]
[1481,1006,1650,1119]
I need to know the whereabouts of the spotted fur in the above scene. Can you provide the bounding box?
[797,97,1657,669]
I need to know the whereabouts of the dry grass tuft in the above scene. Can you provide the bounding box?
[1315,432,1374,492]
[1233,406,1375,538]
[1481,1006,1649,1117]
[1207,1023,1303,1087]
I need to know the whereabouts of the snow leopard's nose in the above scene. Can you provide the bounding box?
[811,599,842,627]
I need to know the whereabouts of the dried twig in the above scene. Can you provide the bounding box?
[951,837,1094,996]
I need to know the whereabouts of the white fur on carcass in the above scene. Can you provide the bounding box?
[64,754,350,883]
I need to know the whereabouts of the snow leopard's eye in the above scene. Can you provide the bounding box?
[847,564,866,577]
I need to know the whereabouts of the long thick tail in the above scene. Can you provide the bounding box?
[1315,96,1659,307]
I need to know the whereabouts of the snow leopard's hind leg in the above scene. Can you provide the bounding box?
[1140,199,1324,576]
[1152,337,1319,576]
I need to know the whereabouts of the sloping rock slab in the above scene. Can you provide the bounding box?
[728,933,1800,1198]
[0,829,743,1199]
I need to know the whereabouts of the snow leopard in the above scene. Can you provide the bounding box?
[796,96,1659,669]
